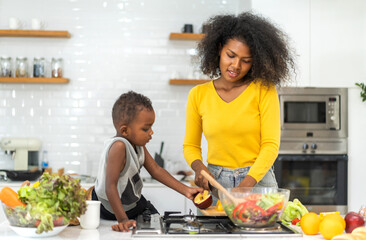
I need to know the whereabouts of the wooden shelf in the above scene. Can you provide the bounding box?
[169,33,205,41]
[169,79,210,85]
[0,77,69,84]
[0,30,71,38]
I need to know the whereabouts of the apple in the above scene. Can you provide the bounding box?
[344,212,365,233]
[193,190,212,209]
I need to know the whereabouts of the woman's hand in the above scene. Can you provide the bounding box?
[184,186,203,200]
[237,175,257,188]
[191,160,212,190]
[111,219,136,232]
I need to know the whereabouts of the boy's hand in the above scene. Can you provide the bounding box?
[184,186,204,200]
[111,219,136,232]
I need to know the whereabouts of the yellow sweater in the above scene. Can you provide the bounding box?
[183,80,280,182]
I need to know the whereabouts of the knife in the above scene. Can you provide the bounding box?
[208,182,219,199]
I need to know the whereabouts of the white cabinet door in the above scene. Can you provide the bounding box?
[142,185,186,214]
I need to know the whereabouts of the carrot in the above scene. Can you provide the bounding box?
[0,186,26,207]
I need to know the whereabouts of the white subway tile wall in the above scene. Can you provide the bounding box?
[0,0,248,176]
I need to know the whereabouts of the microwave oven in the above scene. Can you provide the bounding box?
[278,87,348,139]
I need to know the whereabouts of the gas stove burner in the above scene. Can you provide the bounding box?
[182,220,202,233]
[238,223,282,233]
[183,209,197,222]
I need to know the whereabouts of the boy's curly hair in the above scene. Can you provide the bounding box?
[198,12,296,87]
[112,91,153,129]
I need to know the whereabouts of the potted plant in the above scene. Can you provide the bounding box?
[355,82,366,102]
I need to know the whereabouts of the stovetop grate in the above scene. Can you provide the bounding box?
[132,211,302,238]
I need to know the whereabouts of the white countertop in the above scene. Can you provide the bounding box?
[0,179,326,239]
[0,219,327,240]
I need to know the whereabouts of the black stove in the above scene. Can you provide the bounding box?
[132,211,302,238]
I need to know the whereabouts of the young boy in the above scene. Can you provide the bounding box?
[92,91,202,232]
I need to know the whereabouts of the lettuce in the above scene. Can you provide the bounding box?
[281,198,308,224]
[257,193,284,210]
[17,173,87,233]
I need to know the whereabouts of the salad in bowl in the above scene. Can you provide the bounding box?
[0,172,87,235]
[219,187,290,228]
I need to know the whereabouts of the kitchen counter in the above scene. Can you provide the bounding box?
[0,180,327,239]
[0,219,327,240]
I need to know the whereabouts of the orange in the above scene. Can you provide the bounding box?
[322,213,346,229]
[320,211,340,221]
[319,216,345,240]
[300,212,321,235]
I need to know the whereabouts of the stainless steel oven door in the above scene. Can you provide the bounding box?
[274,154,347,214]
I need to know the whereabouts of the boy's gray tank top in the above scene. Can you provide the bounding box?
[95,137,144,213]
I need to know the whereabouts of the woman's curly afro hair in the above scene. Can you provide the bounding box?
[197,12,296,87]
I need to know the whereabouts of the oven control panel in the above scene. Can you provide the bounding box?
[279,138,347,154]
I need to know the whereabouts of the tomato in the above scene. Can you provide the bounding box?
[244,194,262,202]
[53,217,65,226]
[0,186,26,207]
[35,217,65,227]
[292,218,300,225]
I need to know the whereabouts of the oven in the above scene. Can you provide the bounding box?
[274,154,347,214]
[275,87,348,214]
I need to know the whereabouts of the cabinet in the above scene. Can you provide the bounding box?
[169,32,210,85]
[0,30,70,84]
[142,182,197,215]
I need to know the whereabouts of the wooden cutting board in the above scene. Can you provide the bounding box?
[199,206,227,216]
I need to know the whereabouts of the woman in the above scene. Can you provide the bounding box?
[183,12,296,194]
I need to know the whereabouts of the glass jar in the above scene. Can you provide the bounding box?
[0,56,12,77]
[33,57,45,77]
[15,57,28,77]
[51,58,63,78]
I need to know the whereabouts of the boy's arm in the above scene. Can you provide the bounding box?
[105,141,136,231]
[143,146,202,200]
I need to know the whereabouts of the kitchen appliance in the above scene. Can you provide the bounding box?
[278,87,347,139]
[132,211,302,238]
[0,137,41,171]
[275,87,348,214]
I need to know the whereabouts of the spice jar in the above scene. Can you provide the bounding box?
[51,58,63,78]
[15,57,28,77]
[33,57,45,77]
[0,56,12,77]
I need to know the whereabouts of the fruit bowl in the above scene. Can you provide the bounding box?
[219,187,290,228]
[1,202,68,237]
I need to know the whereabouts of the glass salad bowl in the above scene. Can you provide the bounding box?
[219,187,290,228]
[1,201,68,237]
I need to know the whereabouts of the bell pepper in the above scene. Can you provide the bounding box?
[0,186,26,207]
[265,201,284,215]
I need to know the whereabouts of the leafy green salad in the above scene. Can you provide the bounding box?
[223,192,285,227]
[4,173,87,233]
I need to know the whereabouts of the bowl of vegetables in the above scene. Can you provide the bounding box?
[219,187,290,228]
[0,173,87,237]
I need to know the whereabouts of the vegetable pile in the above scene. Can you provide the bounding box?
[280,198,308,226]
[1,173,87,233]
[223,192,285,227]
